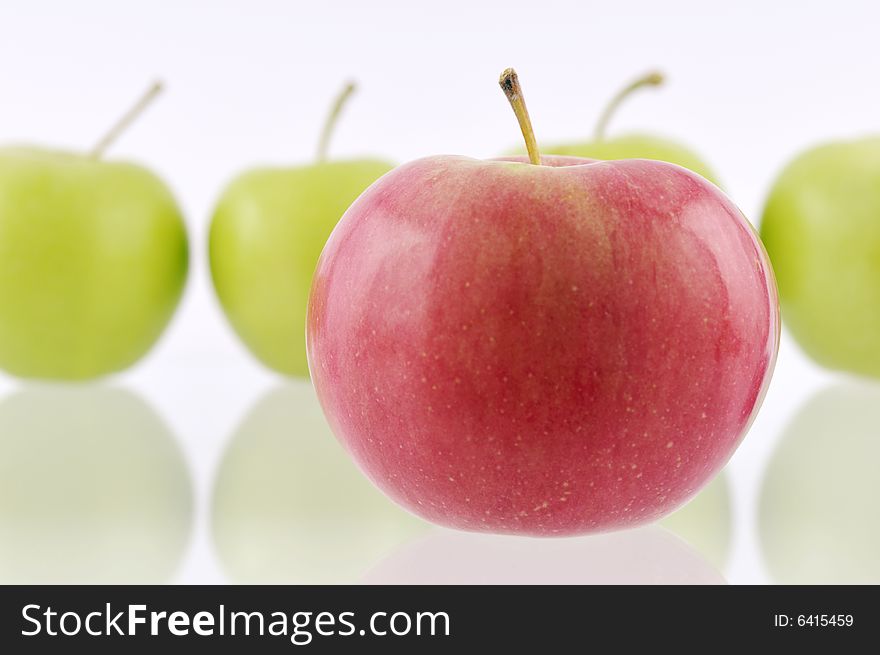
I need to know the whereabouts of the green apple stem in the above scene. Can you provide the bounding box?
[594,70,664,141]
[89,81,164,159]
[499,68,541,165]
[316,81,357,163]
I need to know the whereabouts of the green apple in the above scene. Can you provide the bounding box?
[211,381,427,584]
[209,82,394,376]
[0,385,193,584]
[759,383,880,584]
[659,472,732,571]
[0,82,188,380]
[760,139,880,377]
[527,71,719,185]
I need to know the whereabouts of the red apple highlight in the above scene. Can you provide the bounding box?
[307,70,778,536]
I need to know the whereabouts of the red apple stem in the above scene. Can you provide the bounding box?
[316,80,357,163]
[594,70,665,141]
[89,81,164,159]
[499,68,541,165]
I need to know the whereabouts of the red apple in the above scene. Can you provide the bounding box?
[307,69,778,536]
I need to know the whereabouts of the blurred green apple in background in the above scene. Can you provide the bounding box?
[760,139,880,377]
[0,385,193,583]
[0,83,188,380]
[759,382,880,583]
[209,82,394,377]
[211,381,427,584]
[529,71,719,185]
[659,472,732,571]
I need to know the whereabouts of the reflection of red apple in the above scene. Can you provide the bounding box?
[307,69,778,536]
[362,526,725,585]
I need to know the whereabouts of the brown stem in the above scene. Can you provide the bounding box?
[90,81,164,159]
[594,70,664,141]
[499,68,541,165]
[316,81,357,162]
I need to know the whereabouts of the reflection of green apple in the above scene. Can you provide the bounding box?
[209,82,394,376]
[0,83,188,380]
[0,385,193,583]
[760,139,880,377]
[211,382,427,584]
[759,383,880,584]
[529,71,718,184]
[659,472,732,571]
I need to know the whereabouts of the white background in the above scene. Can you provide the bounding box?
[0,0,877,584]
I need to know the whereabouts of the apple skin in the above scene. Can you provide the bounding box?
[760,139,880,378]
[0,385,193,583]
[209,159,393,376]
[0,147,188,380]
[541,134,720,186]
[307,154,779,536]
